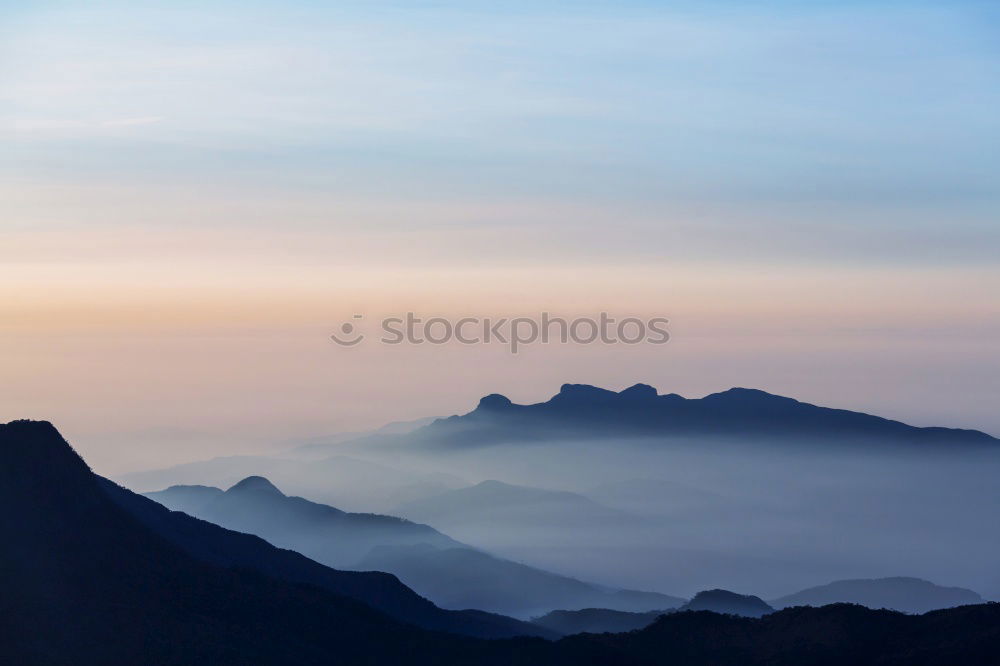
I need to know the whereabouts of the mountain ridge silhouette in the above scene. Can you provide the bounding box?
[390,383,999,448]
[149,475,682,617]
[679,589,774,617]
[771,576,983,614]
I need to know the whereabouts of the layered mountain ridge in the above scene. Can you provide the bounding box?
[771,577,983,614]
[0,419,549,644]
[147,476,683,617]
[4,418,1000,665]
[379,383,998,449]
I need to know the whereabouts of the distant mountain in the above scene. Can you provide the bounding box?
[119,453,336,492]
[146,476,460,566]
[533,608,668,635]
[145,483,223,514]
[679,590,774,617]
[375,383,996,448]
[291,416,442,458]
[147,476,680,618]
[120,453,465,512]
[393,479,630,530]
[101,478,554,641]
[358,543,685,619]
[375,416,446,434]
[771,577,983,614]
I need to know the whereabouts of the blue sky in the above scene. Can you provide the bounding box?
[5,1,998,259]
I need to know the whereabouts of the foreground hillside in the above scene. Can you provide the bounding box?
[559,603,1000,665]
[0,419,555,664]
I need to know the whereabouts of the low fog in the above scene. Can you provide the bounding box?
[121,431,1000,603]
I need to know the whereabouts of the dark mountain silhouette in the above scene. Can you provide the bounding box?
[533,578,986,634]
[358,543,684,618]
[533,608,669,635]
[771,576,983,614]
[558,603,1000,665]
[146,476,461,566]
[147,476,679,618]
[679,590,774,617]
[0,420,549,642]
[102,480,552,640]
[0,419,568,665]
[375,383,996,448]
[393,479,630,529]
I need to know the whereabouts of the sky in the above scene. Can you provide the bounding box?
[2,0,998,473]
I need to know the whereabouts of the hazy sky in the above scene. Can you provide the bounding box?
[2,1,998,473]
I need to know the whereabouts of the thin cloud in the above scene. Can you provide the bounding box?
[5,116,165,133]
[101,116,165,127]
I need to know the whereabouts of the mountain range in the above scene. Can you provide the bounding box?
[333,383,996,451]
[393,479,631,529]
[530,589,773,636]
[120,453,465,512]
[143,479,988,621]
[533,578,986,635]
[5,418,1000,665]
[358,543,683,618]
[146,476,460,566]
[770,577,983,614]
[147,476,683,617]
[555,603,1000,665]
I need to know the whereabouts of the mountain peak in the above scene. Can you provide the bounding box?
[473,479,512,490]
[226,475,284,496]
[620,383,658,399]
[553,383,660,403]
[703,387,793,404]
[682,589,774,617]
[0,419,93,487]
[554,384,618,401]
[477,393,513,410]
[689,588,756,601]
